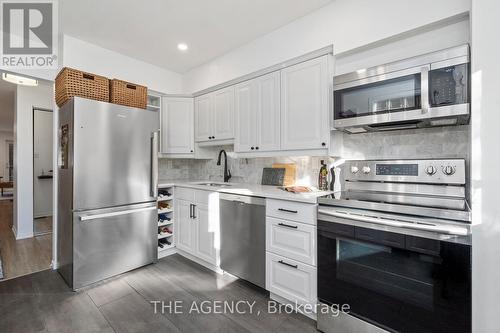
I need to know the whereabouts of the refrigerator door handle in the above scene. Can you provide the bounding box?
[80,206,156,221]
[150,130,159,197]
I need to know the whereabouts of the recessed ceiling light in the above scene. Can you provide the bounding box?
[177,43,188,51]
[2,73,38,86]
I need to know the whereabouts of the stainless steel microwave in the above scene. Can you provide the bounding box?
[333,45,470,133]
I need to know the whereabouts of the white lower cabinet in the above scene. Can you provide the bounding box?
[265,198,317,310]
[175,198,196,253]
[174,188,219,266]
[266,217,316,266]
[195,203,218,265]
[266,252,317,306]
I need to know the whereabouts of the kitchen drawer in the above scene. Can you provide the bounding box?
[266,252,317,306]
[175,187,195,201]
[266,199,317,225]
[266,217,316,265]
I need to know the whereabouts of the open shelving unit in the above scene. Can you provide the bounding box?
[147,94,161,112]
[157,185,175,259]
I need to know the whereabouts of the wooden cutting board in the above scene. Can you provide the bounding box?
[272,163,297,186]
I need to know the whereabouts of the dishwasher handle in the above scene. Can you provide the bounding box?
[219,193,266,206]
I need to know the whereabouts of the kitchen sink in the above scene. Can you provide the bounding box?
[194,182,233,188]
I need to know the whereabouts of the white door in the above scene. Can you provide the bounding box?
[194,94,212,142]
[257,72,281,151]
[212,86,235,140]
[234,80,257,152]
[194,204,217,265]
[175,199,195,254]
[280,56,329,150]
[33,109,53,218]
[161,97,194,154]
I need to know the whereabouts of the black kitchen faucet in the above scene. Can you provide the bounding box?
[216,149,231,182]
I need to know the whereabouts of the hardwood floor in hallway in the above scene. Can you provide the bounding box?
[0,200,52,281]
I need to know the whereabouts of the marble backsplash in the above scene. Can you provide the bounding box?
[159,125,471,186]
[159,155,329,186]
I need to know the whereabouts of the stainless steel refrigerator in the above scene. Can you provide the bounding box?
[57,97,159,290]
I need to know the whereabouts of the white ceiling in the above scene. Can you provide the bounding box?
[60,0,333,73]
[0,79,16,132]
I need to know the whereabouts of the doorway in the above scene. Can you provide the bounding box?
[33,108,53,236]
[0,75,53,281]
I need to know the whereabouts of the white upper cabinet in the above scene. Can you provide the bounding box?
[212,86,235,140]
[235,71,280,153]
[280,56,330,151]
[257,72,281,151]
[194,94,212,142]
[194,86,235,143]
[161,97,194,154]
[234,80,256,152]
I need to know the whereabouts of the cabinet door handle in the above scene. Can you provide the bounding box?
[321,142,326,147]
[278,223,298,229]
[255,146,259,150]
[251,147,254,150]
[278,208,298,214]
[189,204,193,218]
[278,260,298,269]
[192,204,196,219]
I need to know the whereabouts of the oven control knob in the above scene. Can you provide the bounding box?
[350,166,359,174]
[425,165,437,175]
[362,166,371,174]
[443,165,456,176]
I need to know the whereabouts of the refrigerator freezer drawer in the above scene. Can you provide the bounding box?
[72,202,157,289]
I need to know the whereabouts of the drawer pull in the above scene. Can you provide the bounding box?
[278,208,298,214]
[278,223,298,229]
[278,260,298,269]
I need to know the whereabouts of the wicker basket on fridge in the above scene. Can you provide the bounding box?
[55,67,109,107]
[109,79,147,109]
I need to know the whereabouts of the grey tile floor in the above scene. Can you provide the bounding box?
[0,254,318,333]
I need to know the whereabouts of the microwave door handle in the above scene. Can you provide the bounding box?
[421,65,430,114]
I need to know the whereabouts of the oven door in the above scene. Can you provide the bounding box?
[333,66,429,131]
[317,219,471,333]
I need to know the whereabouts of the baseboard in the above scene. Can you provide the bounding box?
[176,250,223,274]
[158,247,177,259]
[269,292,317,321]
[11,226,34,240]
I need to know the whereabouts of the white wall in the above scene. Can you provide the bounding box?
[183,0,470,93]
[471,0,500,332]
[0,130,13,180]
[334,18,470,75]
[62,35,183,94]
[33,110,53,218]
[13,82,53,239]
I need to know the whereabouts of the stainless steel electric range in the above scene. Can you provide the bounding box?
[317,159,471,333]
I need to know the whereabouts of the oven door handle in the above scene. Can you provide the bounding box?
[318,209,469,236]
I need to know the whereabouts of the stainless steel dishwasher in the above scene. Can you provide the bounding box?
[219,193,266,288]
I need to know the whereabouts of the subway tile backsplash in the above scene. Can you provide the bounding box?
[159,125,470,187]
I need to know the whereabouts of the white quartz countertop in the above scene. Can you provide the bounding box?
[158,180,332,204]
